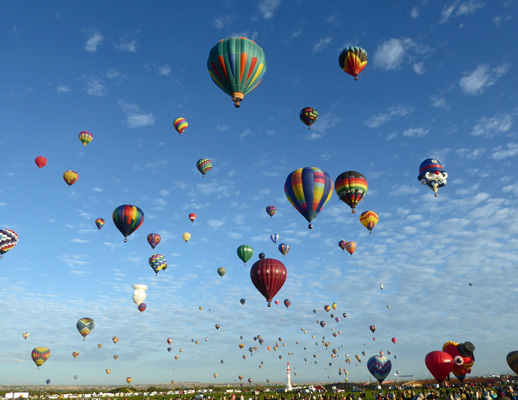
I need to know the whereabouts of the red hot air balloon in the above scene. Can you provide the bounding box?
[391,337,397,344]
[250,254,287,307]
[35,156,47,169]
[138,303,147,313]
[425,351,454,384]
[189,213,197,223]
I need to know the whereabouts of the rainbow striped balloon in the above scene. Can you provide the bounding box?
[196,158,212,177]
[173,118,188,135]
[335,171,367,213]
[284,167,333,229]
[112,205,144,242]
[32,347,51,368]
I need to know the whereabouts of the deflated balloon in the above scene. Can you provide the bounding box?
[284,167,333,229]
[207,37,267,108]
[77,318,95,340]
[113,205,144,242]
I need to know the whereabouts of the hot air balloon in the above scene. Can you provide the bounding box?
[132,284,147,305]
[217,267,226,278]
[113,205,144,242]
[320,321,326,328]
[240,298,246,305]
[332,302,337,310]
[147,233,161,249]
[126,377,132,384]
[355,354,362,363]
[250,255,287,307]
[207,37,267,108]
[369,325,376,333]
[248,378,252,383]
[425,351,454,384]
[443,341,475,382]
[196,158,212,177]
[95,218,105,230]
[182,232,191,242]
[215,324,220,330]
[380,282,384,290]
[32,347,50,368]
[138,303,147,313]
[238,375,243,381]
[324,305,331,312]
[167,338,173,345]
[237,245,253,265]
[284,167,333,229]
[98,344,102,349]
[74,375,78,380]
[35,156,47,169]
[112,336,119,344]
[189,213,197,223]
[391,338,397,344]
[23,332,30,340]
[275,300,281,305]
[105,369,111,374]
[507,351,518,374]
[78,131,93,146]
[72,351,79,358]
[360,211,378,234]
[149,254,167,275]
[278,243,289,257]
[114,354,118,360]
[213,373,218,379]
[345,241,357,256]
[63,170,78,187]
[418,158,448,197]
[299,107,318,129]
[76,318,95,340]
[174,118,188,135]
[266,205,277,217]
[335,171,368,213]
[46,379,50,385]
[284,299,291,308]
[338,46,368,81]
[239,343,245,349]
[367,355,392,384]
[338,240,347,251]
[0,229,18,259]
[270,233,279,244]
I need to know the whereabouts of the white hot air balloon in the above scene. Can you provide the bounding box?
[132,284,148,305]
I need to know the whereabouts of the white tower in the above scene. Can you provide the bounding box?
[286,362,292,391]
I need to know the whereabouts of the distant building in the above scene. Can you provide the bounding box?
[5,393,29,399]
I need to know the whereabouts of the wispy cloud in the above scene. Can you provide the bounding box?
[440,0,484,24]
[455,148,486,159]
[429,95,451,110]
[119,100,155,129]
[312,37,333,54]
[258,0,281,19]
[459,64,511,95]
[57,85,71,93]
[83,76,107,97]
[116,39,138,53]
[413,62,425,75]
[158,65,171,76]
[84,30,103,52]
[213,15,232,29]
[470,113,513,137]
[70,238,89,244]
[491,143,518,160]
[410,6,420,18]
[365,105,414,128]
[306,113,341,140]
[374,38,417,71]
[402,127,429,137]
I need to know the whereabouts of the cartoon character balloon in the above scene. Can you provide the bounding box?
[418,158,448,197]
[132,284,147,306]
[425,351,454,383]
[442,341,475,382]
[147,233,161,249]
[299,107,318,129]
[113,205,144,242]
[367,355,392,384]
[0,229,19,258]
[250,255,287,307]
[76,318,95,340]
[338,46,368,81]
[284,167,333,229]
[207,37,267,108]
[174,118,188,135]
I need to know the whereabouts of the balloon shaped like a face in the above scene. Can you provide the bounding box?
[442,341,475,381]
[132,284,147,305]
[418,158,447,197]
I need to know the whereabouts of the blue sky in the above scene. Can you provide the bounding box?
[1,0,518,386]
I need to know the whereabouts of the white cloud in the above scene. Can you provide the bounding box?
[440,0,484,24]
[258,0,281,19]
[239,129,253,141]
[413,62,425,75]
[312,37,332,54]
[216,124,228,132]
[459,64,511,95]
[471,114,513,137]
[429,95,451,110]
[213,15,232,29]
[116,39,137,53]
[57,85,70,93]
[0,202,6,206]
[374,38,416,70]
[455,148,486,159]
[106,69,120,79]
[83,76,107,97]
[84,30,103,52]
[91,187,103,193]
[410,6,420,18]
[70,238,89,244]
[402,127,429,137]
[365,105,414,128]
[158,65,171,76]
[207,220,225,228]
[491,143,518,160]
[119,100,155,129]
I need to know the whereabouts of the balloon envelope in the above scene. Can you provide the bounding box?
[76,318,95,340]
[189,213,197,222]
[95,218,105,230]
[217,267,226,277]
[35,156,47,168]
[32,347,50,368]
[174,118,188,135]
[425,351,454,384]
[335,171,368,213]
[299,107,318,129]
[113,205,144,242]
[367,355,392,384]
[237,245,253,265]
[0,229,19,257]
[250,257,287,306]
[360,211,379,233]
[78,131,93,146]
[196,158,212,176]
[63,170,78,186]
[507,351,518,374]
[266,205,277,217]
[147,233,161,249]
[338,46,368,80]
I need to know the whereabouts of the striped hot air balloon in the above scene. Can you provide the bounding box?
[360,211,379,234]
[338,46,368,80]
[0,229,19,258]
[112,205,144,242]
[335,171,368,213]
[173,118,188,135]
[196,158,212,177]
[78,131,93,146]
[32,347,50,369]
